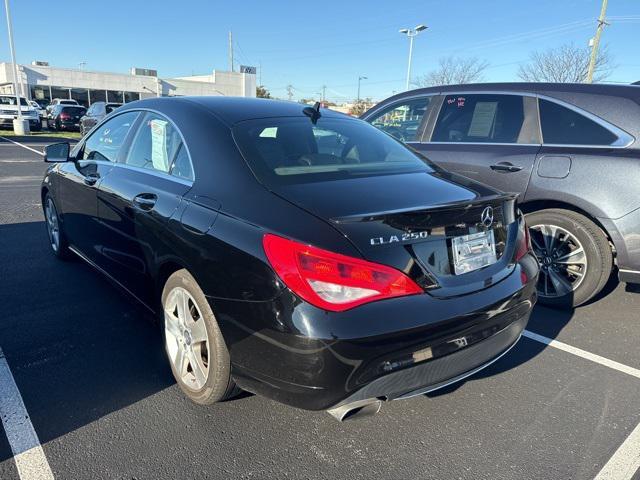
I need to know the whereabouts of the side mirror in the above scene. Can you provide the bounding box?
[44,142,70,163]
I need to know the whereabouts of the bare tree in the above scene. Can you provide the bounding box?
[517,43,614,83]
[349,98,373,116]
[418,56,489,87]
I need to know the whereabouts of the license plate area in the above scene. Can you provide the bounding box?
[451,230,497,275]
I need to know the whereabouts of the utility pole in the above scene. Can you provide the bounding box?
[321,85,326,102]
[228,30,234,72]
[3,0,27,134]
[586,0,609,83]
[357,76,367,102]
[286,84,293,101]
[399,24,428,91]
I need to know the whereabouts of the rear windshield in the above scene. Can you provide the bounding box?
[233,116,432,186]
[0,96,28,106]
[60,100,77,105]
[105,104,120,114]
[62,107,86,115]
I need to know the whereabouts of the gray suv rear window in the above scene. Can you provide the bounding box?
[539,99,618,146]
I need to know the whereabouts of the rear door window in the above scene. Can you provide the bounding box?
[539,99,619,146]
[432,94,529,144]
[367,97,431,142]
[124,112,191,178]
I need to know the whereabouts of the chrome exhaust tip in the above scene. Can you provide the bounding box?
[326,398,382,422]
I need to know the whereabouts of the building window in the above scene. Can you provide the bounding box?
[89,89,107,104]
[30,86,51,106]
[71,88,89,107]
[50,86,71,102]
[107,90,124,103]
[124,91,140,103]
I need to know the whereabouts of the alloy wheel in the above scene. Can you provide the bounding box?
[45,197,60,252]
[164,287,210,391]
[529,224,587,299]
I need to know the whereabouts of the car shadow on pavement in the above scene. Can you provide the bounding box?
[428,291,579,398]
[0,221,175,461]
[427,270,623,398]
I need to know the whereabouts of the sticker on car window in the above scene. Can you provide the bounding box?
[467,102,497,138]
[150,119,170,171]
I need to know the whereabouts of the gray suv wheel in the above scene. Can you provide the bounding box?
[526,209,612,308]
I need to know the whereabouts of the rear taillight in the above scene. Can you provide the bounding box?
[263,234,423,312]
[60,113,70,120]
[514,216,531,261]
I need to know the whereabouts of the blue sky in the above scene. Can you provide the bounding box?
[1,0,638,102]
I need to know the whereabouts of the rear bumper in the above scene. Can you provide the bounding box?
[333,312,527,408]
[210,254,538,411]
[0,117,40,127]
[598,208,640,276]
[55,121,80,131]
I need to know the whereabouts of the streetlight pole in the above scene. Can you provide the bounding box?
[399,24,427,91]
[4,0,28,134]
[357,76,367,102]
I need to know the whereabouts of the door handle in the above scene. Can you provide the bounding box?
[83,173,100,186]
[133,193,158,211]
[490,162,523,173]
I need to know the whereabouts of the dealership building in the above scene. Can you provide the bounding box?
[0,61,256,107]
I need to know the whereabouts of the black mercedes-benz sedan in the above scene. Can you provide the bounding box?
[41,97,538,420]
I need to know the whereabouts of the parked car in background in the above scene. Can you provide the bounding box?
[0,95,42,131]
[47,104,87,131]
[363,83,640,308]
[79,101,121,135]
[29,100,46,120]
[46,98,79,116]
[41,97,538,419]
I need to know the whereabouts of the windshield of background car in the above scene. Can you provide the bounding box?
[232,116,433,186]
[0,97,29,106]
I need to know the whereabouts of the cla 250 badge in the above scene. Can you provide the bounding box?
[370,231,430,246]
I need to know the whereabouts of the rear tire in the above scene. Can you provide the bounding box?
[161,269,240,404]
[526,209,612,308]
[43,193,72,260]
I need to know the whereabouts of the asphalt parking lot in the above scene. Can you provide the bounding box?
[1,136,640,480]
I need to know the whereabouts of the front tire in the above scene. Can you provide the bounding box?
[526,209,612,308]
[161,269,239,404]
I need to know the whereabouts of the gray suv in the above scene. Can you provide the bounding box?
[363,83,640,308]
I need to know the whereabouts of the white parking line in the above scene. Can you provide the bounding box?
[593,421,640,480]
[522,330,640,480]
[0,348,54,480]
[0,137,44,156]
[0,160,41,163]
[522,330,640,379]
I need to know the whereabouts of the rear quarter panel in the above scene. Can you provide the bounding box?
[524,147,640,220]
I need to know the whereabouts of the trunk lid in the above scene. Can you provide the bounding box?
[272,170,518,297]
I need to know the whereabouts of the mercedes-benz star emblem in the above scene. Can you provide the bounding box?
[481,206,494,228]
